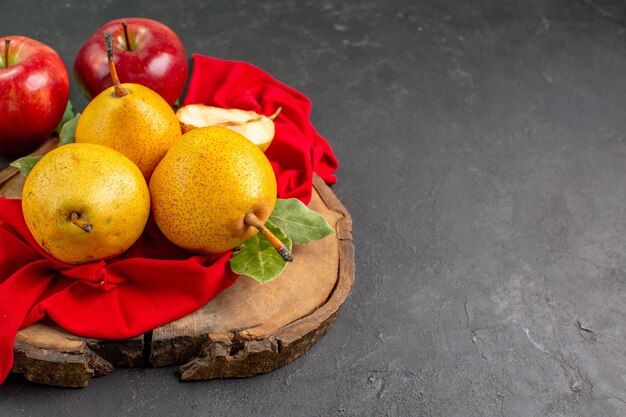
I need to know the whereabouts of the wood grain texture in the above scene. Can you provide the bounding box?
[2,168,354,387]
[12,323,144,388]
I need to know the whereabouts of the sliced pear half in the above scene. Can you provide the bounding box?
[176,104,281,152]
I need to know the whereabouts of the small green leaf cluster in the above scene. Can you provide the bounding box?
[230,198,334,284]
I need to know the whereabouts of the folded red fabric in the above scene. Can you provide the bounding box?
[0,55,338,384]
[0,200,238,384]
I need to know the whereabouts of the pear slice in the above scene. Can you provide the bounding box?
[176,104,280,152]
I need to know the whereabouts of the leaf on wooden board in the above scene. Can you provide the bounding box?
[10,155,43,177]
[270,198,334,244]
[230,220,293,284]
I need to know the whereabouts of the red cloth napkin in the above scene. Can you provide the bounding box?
[0,55,338,384]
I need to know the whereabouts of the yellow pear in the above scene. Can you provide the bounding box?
[149,126,290,258]
[75,32,181,180]
[22,143,150,264]
[175,104,280,152]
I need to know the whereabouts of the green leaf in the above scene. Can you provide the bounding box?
[10,155,43,177]
[54,100,75,134]
[269,198,335,244]
[58,113,81,146]
[229,220,293,284]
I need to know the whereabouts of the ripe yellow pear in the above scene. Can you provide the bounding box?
[22,143,150,264]
[75,32,181,180]
[149,126,287,256]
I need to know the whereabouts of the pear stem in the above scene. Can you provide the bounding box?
[122,21,132,51]
[70,212,93,233]
[269,106,283,121]
[244,212,293,262]
[104,32,129,98]
[3,39,10,69]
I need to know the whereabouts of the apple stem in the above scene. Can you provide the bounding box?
[70,212,93,233]
[269,106,283,121]
[3,39,9,69]
[244,212,293,262]
[105,32,129,97]
[122,21,132,51]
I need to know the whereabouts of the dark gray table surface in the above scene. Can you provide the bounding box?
[2,0,626,416]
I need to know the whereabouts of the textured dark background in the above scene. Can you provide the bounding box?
[2,0,626,416]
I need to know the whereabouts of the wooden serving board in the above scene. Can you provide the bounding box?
[1,152,354,388]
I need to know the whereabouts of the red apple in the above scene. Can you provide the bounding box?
[73,18,188,106]
[0,36,70,156]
